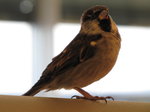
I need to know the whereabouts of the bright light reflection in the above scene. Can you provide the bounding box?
[0,21,33,95]
[52,23,150,97]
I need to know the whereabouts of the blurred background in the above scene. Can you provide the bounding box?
[0,0,150,102]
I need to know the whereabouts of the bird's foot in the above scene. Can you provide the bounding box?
[72,87,114,103]
[71,95,114,103]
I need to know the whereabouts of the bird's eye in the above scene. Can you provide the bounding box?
[87,10,97,20]
[94,11,101,17]
[82,10,100,22]
[88,10,102,20]
[87,10,94,16]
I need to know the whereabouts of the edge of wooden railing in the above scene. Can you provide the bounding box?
[0,95,150,112]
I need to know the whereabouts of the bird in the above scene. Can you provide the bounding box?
[23,5,121,101]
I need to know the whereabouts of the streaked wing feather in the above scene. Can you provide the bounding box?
[37,33,102,84]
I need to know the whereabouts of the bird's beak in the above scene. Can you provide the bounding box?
[99,10,109,20]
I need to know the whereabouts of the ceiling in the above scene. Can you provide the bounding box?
[0,0,150,25]
[0,0,36,21]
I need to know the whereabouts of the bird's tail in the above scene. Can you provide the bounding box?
[22,80,45,96]
[23,86,41,96]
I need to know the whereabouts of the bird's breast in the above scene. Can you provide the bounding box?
[82,34,120,80]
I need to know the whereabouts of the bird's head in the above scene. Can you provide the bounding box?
[80,5,118,35]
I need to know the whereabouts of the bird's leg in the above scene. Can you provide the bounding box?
[71,87,114,103]
[73,87,93,98]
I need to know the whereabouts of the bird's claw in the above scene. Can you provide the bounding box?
[71,95,114,103]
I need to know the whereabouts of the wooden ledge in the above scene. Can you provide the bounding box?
[0,95,150,112]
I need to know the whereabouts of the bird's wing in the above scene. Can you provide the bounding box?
[37,33,102,84]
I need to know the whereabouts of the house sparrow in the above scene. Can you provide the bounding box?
[23,5,121,101]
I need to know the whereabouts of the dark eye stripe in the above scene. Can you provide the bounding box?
[94,10,101,17]
[82,10,103,22]
[87,10,94,15]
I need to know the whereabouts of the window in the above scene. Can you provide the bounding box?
[0,21,33,95]
[0,21,150,102]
